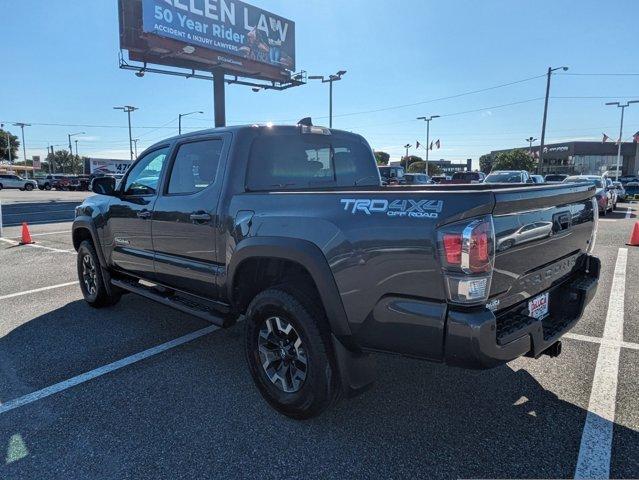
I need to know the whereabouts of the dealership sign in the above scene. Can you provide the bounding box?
[89,159,132,176]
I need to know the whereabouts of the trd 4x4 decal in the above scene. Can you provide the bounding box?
[340,198,443,219]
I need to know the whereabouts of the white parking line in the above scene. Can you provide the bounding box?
[625,207,632,219]
[564,332,639,352]
[575,247,627,479]
[0,325,218,416]
[0,237,72,253]
[0,281,79,301]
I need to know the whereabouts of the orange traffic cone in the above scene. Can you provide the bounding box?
[19,222,34,245]
[628,222,639,247]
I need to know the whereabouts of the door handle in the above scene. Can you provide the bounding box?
[190,212,212,223]
[137,210,152,219]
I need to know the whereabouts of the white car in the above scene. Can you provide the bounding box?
[0,173,38,191]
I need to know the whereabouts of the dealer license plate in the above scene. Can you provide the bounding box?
[528,292,549,320]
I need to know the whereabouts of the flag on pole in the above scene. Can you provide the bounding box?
[435,139,441,149]
[416,141,421,149]
[429,141,434,150]
[633,131,639,143]
[602,133,610,143]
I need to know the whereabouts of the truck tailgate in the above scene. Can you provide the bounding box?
[490,183,596,311]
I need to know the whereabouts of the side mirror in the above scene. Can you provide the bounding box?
[91,176,117,196]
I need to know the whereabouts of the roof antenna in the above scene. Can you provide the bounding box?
[297,117,313,127]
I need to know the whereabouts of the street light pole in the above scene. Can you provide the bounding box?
[132,139,139,158]
[403,144,411,169]
[13,122,31,177]
[606,100,639,181]
[178,111,204,135]
[114,106,138,161]
[417,115,440,171]
[67,132,85,173]
[308,71,347,128]
[75,140,79,157]
[526,136,538,155]
[539,66,569,171]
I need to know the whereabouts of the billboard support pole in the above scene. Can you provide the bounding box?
[213,70,226,128]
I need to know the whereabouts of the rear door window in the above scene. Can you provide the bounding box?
[167,139,223,195]
[247,133,378,190]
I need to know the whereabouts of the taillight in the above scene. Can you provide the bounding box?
[438,216,495,305]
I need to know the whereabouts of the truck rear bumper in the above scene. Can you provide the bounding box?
[444,255,600,369]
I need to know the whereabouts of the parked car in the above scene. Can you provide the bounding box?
[544,174,568,184]
[563,175,612,215]
[35,174,67,190]
[73,122,600,419]
[440,171,486,184]
[618,175,639,185]
[530,175,545,184]
[378,165,405,185]
[484,170,533,184]
[430,175,451,183]
[403,173,432,185]
[496,221,554,251]
[625,182,639,200]
[604,178,618,209]
[52,176,76,190]
[612,181,627,202]
[0,173,38,191]
[69,175,91,191]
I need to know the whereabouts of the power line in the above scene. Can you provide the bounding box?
[559,72,639,76]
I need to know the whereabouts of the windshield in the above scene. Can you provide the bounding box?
[485,172,522,183]
[564,177,603,188]
[545,175,566,181]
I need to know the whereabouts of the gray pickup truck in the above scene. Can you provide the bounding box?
[73,122,600,418]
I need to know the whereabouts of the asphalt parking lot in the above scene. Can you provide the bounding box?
[0,190,638,479]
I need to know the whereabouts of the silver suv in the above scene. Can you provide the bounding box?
[0,173,38,191]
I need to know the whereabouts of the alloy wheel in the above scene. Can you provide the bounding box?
[257,316,307,393]
[82,254,97,296]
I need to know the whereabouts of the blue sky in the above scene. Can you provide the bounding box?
[2,0,638,167]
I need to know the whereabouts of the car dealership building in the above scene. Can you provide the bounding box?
[491,140,639,176]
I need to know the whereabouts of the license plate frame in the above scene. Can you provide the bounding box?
[528,292,550,320]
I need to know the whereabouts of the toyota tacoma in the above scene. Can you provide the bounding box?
[73,121,600,419]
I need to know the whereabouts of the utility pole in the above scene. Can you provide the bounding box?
[403,144,411,169]
[308,71,347,128]
[539,66,569,172]
[13,123,31,177]
[606,100,639,181]
[132,139,139,158]
[114,105,138,160]
[417,115,440,171]
[178,111,204,135]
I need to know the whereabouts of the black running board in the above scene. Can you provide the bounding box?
[111,278,234,328]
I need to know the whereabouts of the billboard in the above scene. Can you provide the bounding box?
[119,0,295,82]
[88,158,133,176]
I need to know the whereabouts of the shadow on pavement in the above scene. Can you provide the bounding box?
[0,299,637,479]
[1,201,81,227]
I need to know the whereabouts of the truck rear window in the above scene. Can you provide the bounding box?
[246,134,379,190]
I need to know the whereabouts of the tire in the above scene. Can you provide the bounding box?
[0,184,3,190]
[24,183,34,191]
[77,240,121,308]
[244,287,340,419]
[44,183,51,191]
[601,204,607,216]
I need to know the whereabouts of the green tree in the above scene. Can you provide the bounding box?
[407,161,442,176]
[479,154,493,174]
[402,155,423,169]
[492,149,535,172]
[0,128,20,162]
[374,151,390,165]
[49,150,84,174]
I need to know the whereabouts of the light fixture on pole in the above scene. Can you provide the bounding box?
[67,132,85,155]
[416,115,440,169]
[114,105,139,161]
[308,70,347,128]
[525,136,538,155]
[13,122,31,176]
[539,66,569,170]
[606,100,639,181]
[178,111,204,135]
[403,144,412,169]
